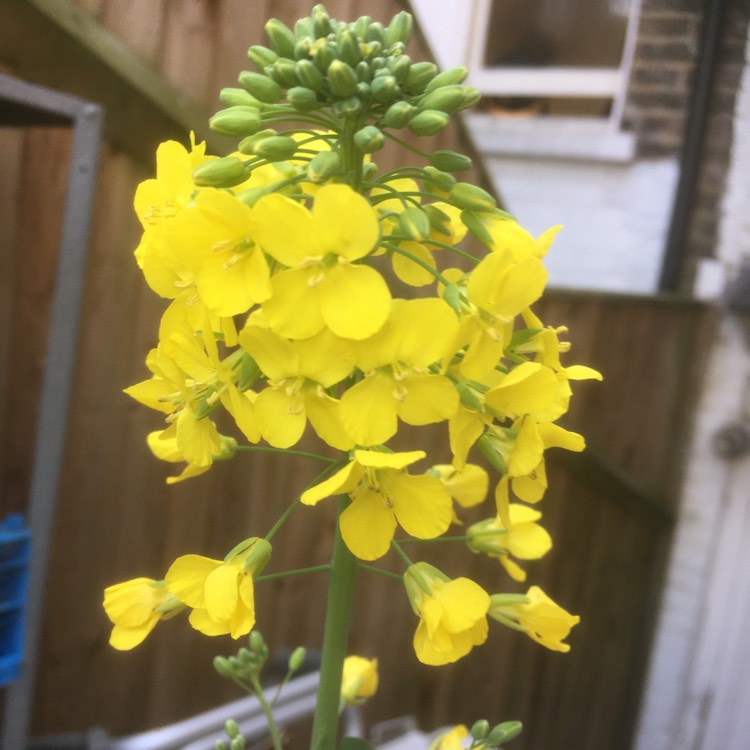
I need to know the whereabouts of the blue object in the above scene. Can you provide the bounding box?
[0,514,31,686]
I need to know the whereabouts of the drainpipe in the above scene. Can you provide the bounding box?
[658,0,729,292]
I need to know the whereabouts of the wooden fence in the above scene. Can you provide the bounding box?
[0,1,713,748]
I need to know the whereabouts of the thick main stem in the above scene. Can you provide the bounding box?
[310,498,358,750]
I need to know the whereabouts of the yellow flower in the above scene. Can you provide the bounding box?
[103,578,184,650]
[340,656,379,706]
[429,464,489,509]
[467,505,552,581]
[165,538,271,639]
[253,184,389,340]
[239,319,355,450]
[340,298,460,445]
[404,563,489,666]
[301,450,452,561]
[429,725,470,750]
[489,586,580,652]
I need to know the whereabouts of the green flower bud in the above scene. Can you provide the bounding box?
[287,86,319,111]
[237,71,282,104]
[238,129,277,155]
[429,149,473,172]
[215,436,238,461]
[215,741,228,750]
[449,183,497,211]
[398,206,431,241]
[385,11,413,47]
[423,166,456,191]
[236,184,274,207]
[243,538,272,576]
[296,59,325,91]
[461,210,494,246]
[264,18,296,58]
[424,66,469,94]
[421,85,471,114]
[219,87,260,108]
[229,736,245,750]
[338,29,361,65]
[294,17,314,40]
[192,156,250,188]
[225,720,240,739]
[328,60,359,97]
[288,646,307,673]
[306,150,341,183]
[371,75,398,103]
[237,647,253,665]
[213,656,234,677]
[355,60,371,82]
[362,162,378,180]
[356,81,370,98]
[423,203,454,234]
[247,45,277,71]
[271,58,299,88]
[249,630,266,654]
[455,381,484,411]
[460,86,482,110]
[354,125,385,154]
[407,109,450,136]
[332,95,362,116]
[294,38,312,60]
[209,106,261,137]
[387,54,411,84]
[313,42,336,71]
[363,41,383,61]
[486,721,523,745]
[383,101,415,128]
[312,6,332,38]
[252,135,298,162]
[352,16,372,40]
[405,61,438,94]
[470,719,490,741]
[366,21,386,45]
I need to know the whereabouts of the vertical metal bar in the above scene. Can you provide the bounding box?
[1,98,103,750]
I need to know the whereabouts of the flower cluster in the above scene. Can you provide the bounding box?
[105,5,599,746]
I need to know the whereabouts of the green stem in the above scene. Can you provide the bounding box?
[250,675,285,750]
[358,564,403,581]
[310,497,359,750]
[381,241,451,287]
[235,444,338,464]
[255,564,331,583]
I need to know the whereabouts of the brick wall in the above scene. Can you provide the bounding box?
[623,0,750,288]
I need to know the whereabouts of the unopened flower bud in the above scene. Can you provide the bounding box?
[213,656,234,677]
[252,136,298,162]
[470,719,490,741]
[229,737,245,750]
[386,11,413,47]
[423,203,454,234]
[442,283,463,313]
[371,75,398,103]
[354,125,385,154]
[264,18,296,58]
[383,101,415,128]
[387,54,411,84]
[421,85,471,114]
[215,741,228,750]
[486,721,523,745]
[455,381,484,411]
[405,61,438,94]
[249,630,266,654]
[295,17,314,40]
[209,106,261,137]
[461,210,494,246]
[287,86,319,111]
[296,59,325,91]
[313,42,336,72]
[225,720,240,739]
[449,182,497,211]
[366,21,386,44]
[238,129,277,154]
[271,58,299,88]
[399,206,431,241]
[288,646,307,673]
[192,156,250,188]
[306,150,341,183]
[247,45,278,72]
[237,647,253,665]
[423,166,457,192]
[429,150,472,172]
[424,66,469,94]
[353,15,372,40]
[328,60,359,97]
[332,95,362,116]
[408,109,450,136]
[338,29,361,66]
[238,71,282,104]
[219,88,260,108]
[312,6,332,38]
[362,162,378,180]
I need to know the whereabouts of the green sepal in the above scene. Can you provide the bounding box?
[407,109,450,136]
[470,719,491,741]
[252,135,298,162]
[237,71,282,103]
[421,84,471,114]
[247,45,278,71]
[264,18,296,58]
[450,182,497,211]
[296,59,325,91]
[366,21,386,45]
[294,17,314,41]
[424,66,469,93]
[338,28,361,66]
[398,206,430,241]
[383,101,415,128]
[405,61,438,94]
[352,16,372,41]
[294,38,313,60]
[461,210,495,247]
[371,75,398,103]
[332,96,362,116]
[313,42,337,72]
[328,60,359,97]
[429,149,472,172]
[422,166,457,192]
[192,156,250,188]
[237,353,261,391]
[270,58,299,88]
[355,60,371,82]
[353,125,385,154]
[386,54,411,84]
[312,6,332,38]
[209,106,261,137]
[423,203,454,234]
[385,11,413,47]
[455,381,485,412]
[442,282,463,313]
[238,129,277,154]
[477,433,507,475]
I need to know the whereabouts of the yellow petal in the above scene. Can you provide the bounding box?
[301,461,363,506]
[397,374,459,426]
[262,267,325,340]
[204,564,240,623]
[354,449,426,470]
[254,387,307,448]
[165,554,221,608]
[304,392,355,451]
[384,473,452,540]
[188,608,231,636]
[340,487,397,560]
[392,241,436,287]
[109,617,160,650]
[253,193,319,265]
[340,375,398,446]
[175,409,221,467]
[313,184,380,260]
[240,324,299,381]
